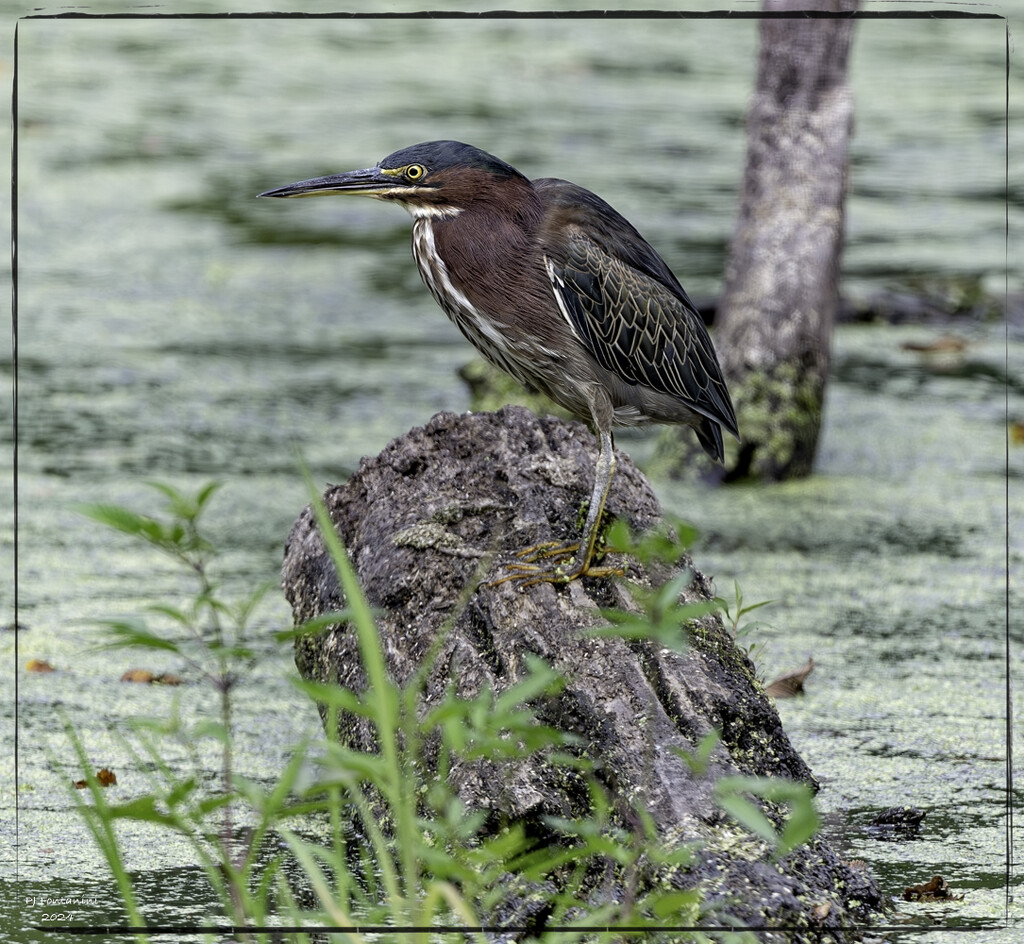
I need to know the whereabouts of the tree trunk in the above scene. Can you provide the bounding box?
[692,1,858,482]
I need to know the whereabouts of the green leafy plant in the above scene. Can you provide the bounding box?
[672,737,819,862]
[716,579,773,641]
[715,579,773,673]
[73,481,290,938]
[594,520,817,866]
[64,483,710,940]
[593,517,719,651]
[713,777,821,861]
[66,479,814,942]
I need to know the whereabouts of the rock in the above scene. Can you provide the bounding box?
[866,805,926,840]
[282,405,881,939]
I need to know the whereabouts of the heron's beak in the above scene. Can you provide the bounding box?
[258,167,399,199]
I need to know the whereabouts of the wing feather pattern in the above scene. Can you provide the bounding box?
[536,178,738,440]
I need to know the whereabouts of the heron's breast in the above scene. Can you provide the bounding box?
[412,219,518,359]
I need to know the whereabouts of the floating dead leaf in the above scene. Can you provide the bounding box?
[74,768,117,789]
[1010,421,1024,446]
[121,669,182,685]
[903,875,963,902]
[765,657,814,698]
[901,335,968,354]
[25,659,55,673]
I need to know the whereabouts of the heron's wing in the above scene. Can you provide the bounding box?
[542,219,738,437]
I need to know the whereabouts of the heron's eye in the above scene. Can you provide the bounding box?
[405,164,426,181]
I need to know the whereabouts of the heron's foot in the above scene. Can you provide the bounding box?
[488,542,627,588]
[514,539,580,564]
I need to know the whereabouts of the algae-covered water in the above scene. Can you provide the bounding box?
[3,9,1022,942]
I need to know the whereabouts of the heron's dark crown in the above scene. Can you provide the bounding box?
[380,141,528,183]
[373,141,539,220]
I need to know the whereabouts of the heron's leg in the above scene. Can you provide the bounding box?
[576,425,616,568]
[491,401,626,586]
[509,426,616,565]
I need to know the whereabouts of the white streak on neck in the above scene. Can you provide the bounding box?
[412,218,511,355]
[404,203,463,220]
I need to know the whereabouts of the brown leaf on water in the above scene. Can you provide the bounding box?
[765,658,814,698]
[26,659,56,673]
[121,668,182,685]
[903,875,963,902]
[73,768,117,789]
[1010,421,1024,446]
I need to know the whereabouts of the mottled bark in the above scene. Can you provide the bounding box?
[708,1,857,481]
[282,406,880,937]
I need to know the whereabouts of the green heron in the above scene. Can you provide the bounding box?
[260,141,737,584]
